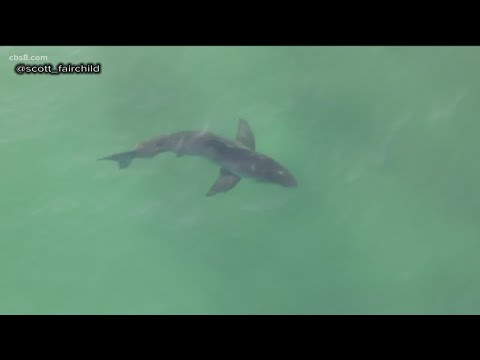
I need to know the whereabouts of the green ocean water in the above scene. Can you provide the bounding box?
[1,46,479,314]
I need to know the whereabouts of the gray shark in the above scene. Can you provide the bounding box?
[99,119,297,196]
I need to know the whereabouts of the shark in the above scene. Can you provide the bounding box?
[99,119,297,196]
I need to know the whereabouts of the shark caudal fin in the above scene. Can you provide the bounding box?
[98,151,136,169]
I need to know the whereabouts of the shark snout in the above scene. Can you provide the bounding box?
[272,168,298,187]
[280,173,298,187]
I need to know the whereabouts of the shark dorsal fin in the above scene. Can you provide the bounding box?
[236,119,255,150]
[206,168,241,197]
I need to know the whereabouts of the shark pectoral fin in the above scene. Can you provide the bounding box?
[206,168,241,197]
[236,118,255,150]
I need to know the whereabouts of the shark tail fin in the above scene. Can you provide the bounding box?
[98,151,136,169]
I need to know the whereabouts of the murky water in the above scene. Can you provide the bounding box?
[1,46,479,314]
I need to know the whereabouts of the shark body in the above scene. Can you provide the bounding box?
[99,119,297,196]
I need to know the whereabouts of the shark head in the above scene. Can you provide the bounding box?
[265,165,298,187]
[246,154,298,188]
